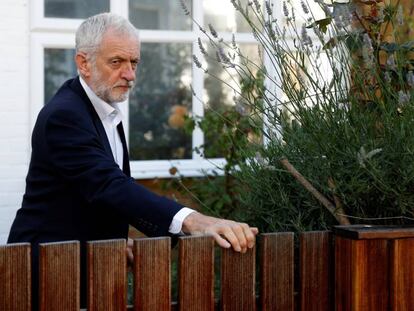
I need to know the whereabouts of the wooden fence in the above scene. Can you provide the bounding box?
[3,227,411,311]
[0,231,334,311]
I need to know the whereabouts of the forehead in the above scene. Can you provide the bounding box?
[98,30,140,58]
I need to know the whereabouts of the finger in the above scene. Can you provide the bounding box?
[218,226,242,252]
[210,232,231,249]
[231,224,249,253]
[126,238,134,265]
[127,249,134,265]
[251,227,259,235]
[240,223,256,249]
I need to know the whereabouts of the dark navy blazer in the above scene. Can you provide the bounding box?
[8,77,183,245]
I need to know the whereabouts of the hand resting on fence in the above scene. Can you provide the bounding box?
[126,213,258,264]
[181,212,259,253]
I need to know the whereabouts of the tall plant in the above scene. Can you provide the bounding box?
[177,0,414,232]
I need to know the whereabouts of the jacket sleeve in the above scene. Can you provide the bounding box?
[44,107,184,237]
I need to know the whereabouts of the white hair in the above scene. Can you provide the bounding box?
[75,12,139,58]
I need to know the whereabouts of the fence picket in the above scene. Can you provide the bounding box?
[299,231,333,311]
[260,232,294,311]
[133,237,171,311]
[178,235,214,311]
[0,243,31,311]
[221,245,256,311]
[87,239,126,311]
[334,235,352,311]
[39,241,80,311]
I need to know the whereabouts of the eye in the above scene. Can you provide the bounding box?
[131,60,139,70]
[110,59,121,67]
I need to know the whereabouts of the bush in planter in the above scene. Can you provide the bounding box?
[175,0,414,233]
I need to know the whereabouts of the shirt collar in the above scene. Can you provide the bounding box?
[79,76,124,124]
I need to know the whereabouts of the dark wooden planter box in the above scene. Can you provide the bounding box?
[334,225,414,310]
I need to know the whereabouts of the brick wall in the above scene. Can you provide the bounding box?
[0,0,30,243]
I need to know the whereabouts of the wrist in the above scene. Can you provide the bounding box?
[182,211,202,234]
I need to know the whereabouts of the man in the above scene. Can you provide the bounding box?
[8,12,257,304]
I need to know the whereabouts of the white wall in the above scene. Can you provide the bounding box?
[0,0,30,243]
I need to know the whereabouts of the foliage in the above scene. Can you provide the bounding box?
[176,0,414,233]
[168,70,264,219]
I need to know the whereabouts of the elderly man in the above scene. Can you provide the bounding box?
[8,12,257,308]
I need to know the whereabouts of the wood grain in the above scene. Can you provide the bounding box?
[133,237,171,311]
[178,235,214,311]
[335,236,352,311]
[390,238,414,311]
[221,245,256,311]
[335,236,389,310]
[351,239,389,310]
[299,231,333,311]
[260,232,294,311]
[0,243,31,311]
[87,239,127,311]
[39,241,80,311]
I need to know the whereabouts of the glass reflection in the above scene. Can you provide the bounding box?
[129,43,193,160]
[204,44,261,109]
[129,0,192,30]
[44,48,77,105]
[203,43,262,157]
[203,0,261,32]
[44,0,109,19]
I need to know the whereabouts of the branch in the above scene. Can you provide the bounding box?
[280,158,351,225]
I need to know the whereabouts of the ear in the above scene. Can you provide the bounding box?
[75,52,91,78]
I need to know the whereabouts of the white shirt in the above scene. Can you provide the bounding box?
[79,77,194,234]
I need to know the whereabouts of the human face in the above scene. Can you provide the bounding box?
[88,30,140,104]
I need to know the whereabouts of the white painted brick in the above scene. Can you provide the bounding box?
[0,112,28,125]
[0,180,25,192]
[0,191,23,202]
[0,153,28,165]
[0,126,28,138]
[0,0,29,241]
[0,165,29,178]
[0,206,20,219]
[0,135,29,149]
[0,141,31,153]
[0,234,9,244]
[0,103,26,112]
[0,99,29,110]
[0,207,18,244]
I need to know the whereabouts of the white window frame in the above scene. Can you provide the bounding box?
[30,0,259,179]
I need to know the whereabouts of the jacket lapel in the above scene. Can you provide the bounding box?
[69,77,115,161]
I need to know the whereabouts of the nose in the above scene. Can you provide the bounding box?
[122,63,136,82]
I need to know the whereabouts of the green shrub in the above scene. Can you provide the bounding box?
[174,0,414,232]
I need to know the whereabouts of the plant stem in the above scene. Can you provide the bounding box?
[280,158,351,225]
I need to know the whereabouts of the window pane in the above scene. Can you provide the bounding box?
[203,44,262,158]
[204,44,261,109]
[129,0,192,30]
[204,0,261,32]
[44,48,77,105]
[44,0,109,19]
[129,43,192,160]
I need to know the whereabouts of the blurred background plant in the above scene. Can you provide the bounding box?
[169,0,414,233]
